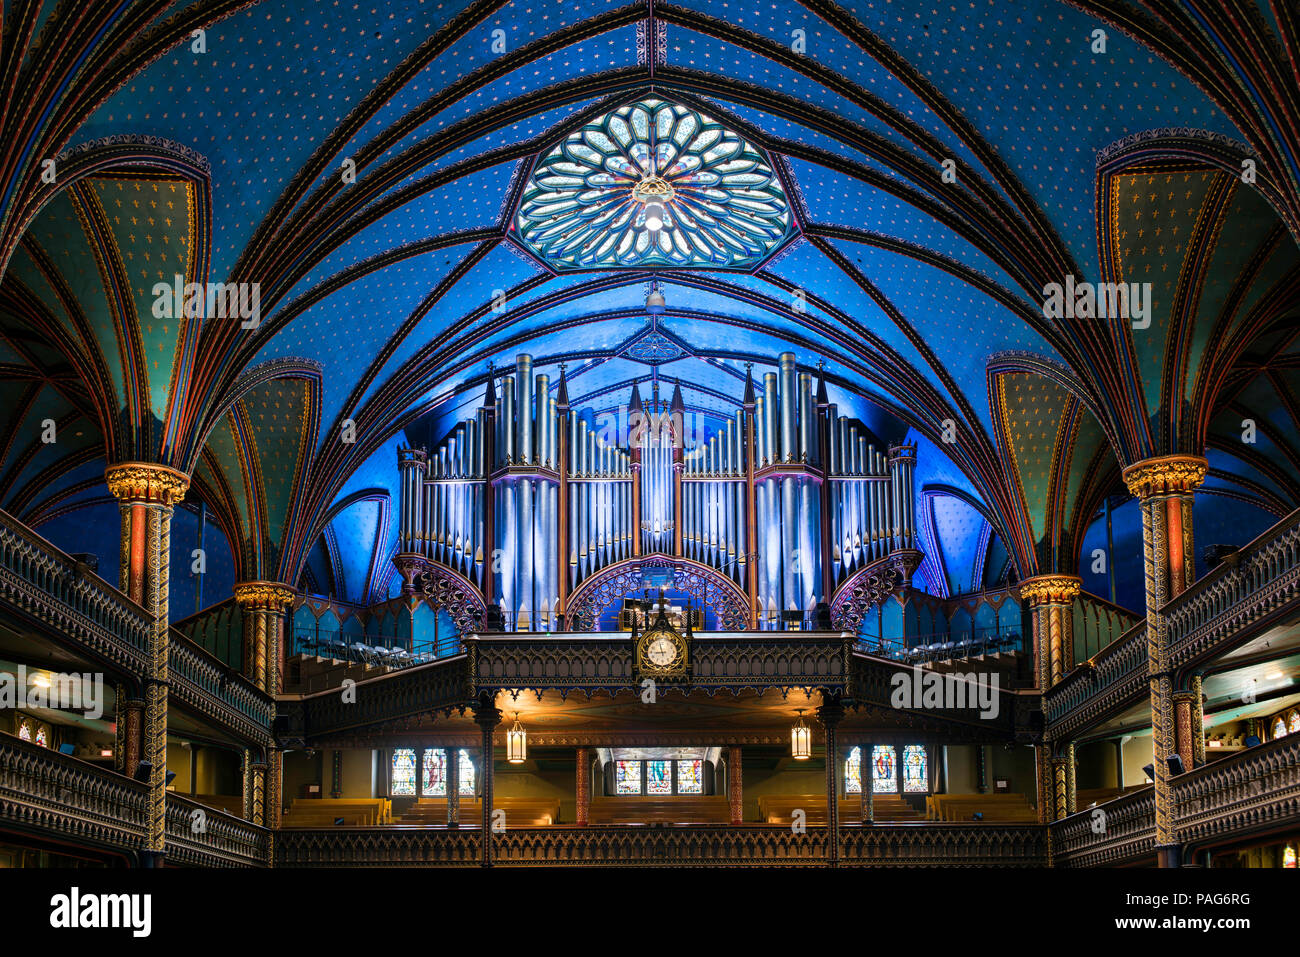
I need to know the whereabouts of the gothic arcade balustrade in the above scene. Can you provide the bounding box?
[275,823,1045,867]
[168,626,275,746]
[1049,787,1156,868]
[0,733,148,856]
[0,508,273,746]
[1043,622,1147,739]
[164,792,269,867]
[0,507,151,672]
[470,631,851,696]
[1044,508,1300,741]
[1171,734,1300,850]
[1164,507,1300,666]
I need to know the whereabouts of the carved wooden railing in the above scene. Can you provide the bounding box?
[1043,622,1147,738]
[1049,787,1155,868]
[1172,735,1300,850]
[1165,507,1300,667]
[169,627,275,746]
[281,654,471,745]
[851,651,1022,737]
[164,793,269,867]
[0,733,147,857]
[275,823,1046,867]
[0,508,273,745]
[470,632,852,696]
[0,508,151,673]
[1045,508,1300,740]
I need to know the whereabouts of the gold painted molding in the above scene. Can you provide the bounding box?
[104,462,190,505]
[234,581,298,609]
[1018,575,1082,606]
[1121,454,1208,499]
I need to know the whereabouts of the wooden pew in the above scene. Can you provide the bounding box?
[588,796,730,824]
[398,797,560,826]
[925,793,1036,822]
[758,793,924,824]
[280,797,393,826]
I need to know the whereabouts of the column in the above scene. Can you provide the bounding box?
[1064,742,1077,816]
[861,741,874,824]
[1018,575,1081,689]
[1051,755,1068,821]
[106,462,189,867]
[119,697,144,776]
[473,697,501,867]
[246,755,268,827]
[727,746,743,824]
[1190,674,1206,768]
[1173,690,1198,774]
[818,696,844,866]
[1035,743,1053,824]
[1122,454,1207,868]
[575,747,590,826]
[1115,738,1125,789]
[447,748,460,827]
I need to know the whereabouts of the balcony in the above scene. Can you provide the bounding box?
[1049,787,1155,868]
[1044,508,1300,740]
[0,733,147,858]
[164,793,269,868]
[0,508,273,745]
[1172,734,1300,851]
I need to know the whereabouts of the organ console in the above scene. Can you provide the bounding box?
[396,352,917,631]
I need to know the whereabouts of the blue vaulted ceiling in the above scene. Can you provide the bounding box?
[1,0,1298,607]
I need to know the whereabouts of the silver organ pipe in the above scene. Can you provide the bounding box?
[397,352,918,633]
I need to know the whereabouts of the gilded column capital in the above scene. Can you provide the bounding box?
[105,462,190,505]
[1121,454,1208,500]
[1017,575,1082,606]
[233,581,298,610]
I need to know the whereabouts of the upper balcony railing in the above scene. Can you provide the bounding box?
[1045,508,1300,739]
[0,509,272,744]
[1165,507,1300,667]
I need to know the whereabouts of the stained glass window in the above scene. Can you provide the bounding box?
[391,748,417,796]
[1272,716,1288,740]
[646,760,672,795]
[422,749,446,796]
[458,750,475,796]
[1289,711,1300,734]
[516,99,793,270]
[676,760,703,794]
[844,746,862,794]
[903,745,928,793]
[872,746,897,793]
[1284,844,1297,869]
[615,760,642,795]
[33,724,47,748]
[16,718,31,742]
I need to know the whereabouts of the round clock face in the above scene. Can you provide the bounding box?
[646,633,679,667]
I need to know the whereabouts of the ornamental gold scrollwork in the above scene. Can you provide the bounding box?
[1121,454,1208,499]
[233,581,298,610]
[104,462,191,504]
[1017,575,1081,606]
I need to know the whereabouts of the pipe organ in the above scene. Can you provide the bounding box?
[397,352,917,630]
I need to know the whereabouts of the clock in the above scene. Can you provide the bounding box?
[633,615,690,680]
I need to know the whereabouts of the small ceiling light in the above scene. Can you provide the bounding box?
[30,672,51,689]
[507,711,527,764]
[643,199,666,232]
[791,709,811,760]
